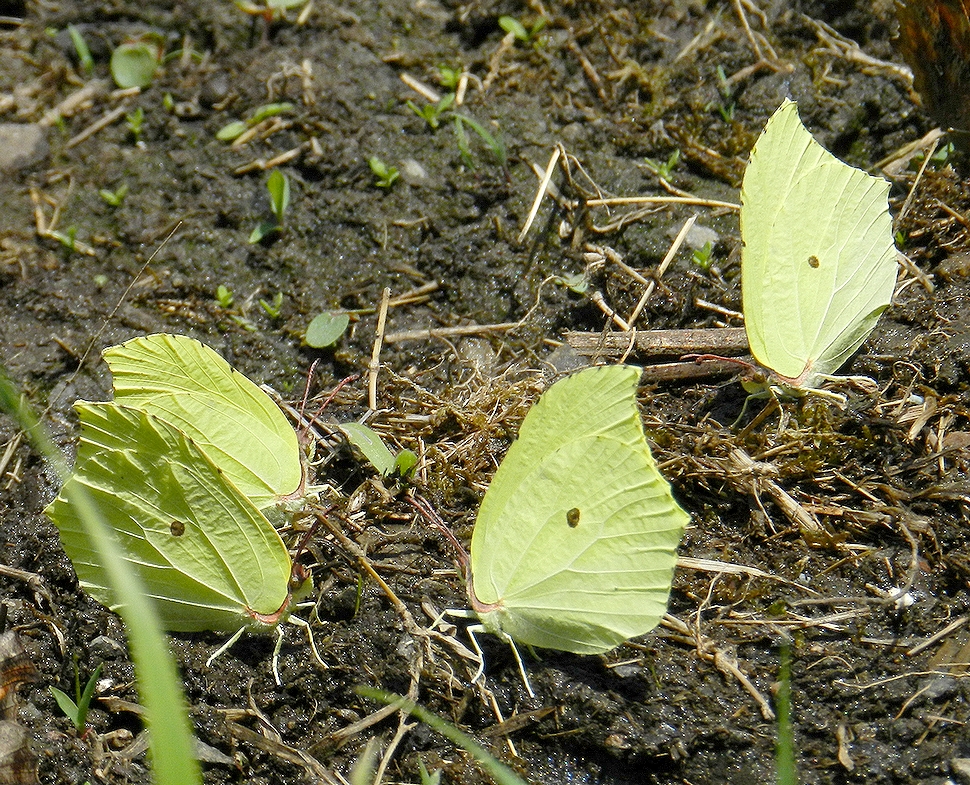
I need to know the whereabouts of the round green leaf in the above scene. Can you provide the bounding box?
[110,42,160,89]
[306,311,350,348]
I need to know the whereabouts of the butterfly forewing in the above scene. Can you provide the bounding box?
[105,334,303,510]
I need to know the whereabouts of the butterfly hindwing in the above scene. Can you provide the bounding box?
[470,365,688,654]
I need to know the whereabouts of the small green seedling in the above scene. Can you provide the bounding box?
[340,422,417,479]
[267,169,290,222]
[48,226,79,253]
[368,156,399,188]
[99,184,128,207]
[110,34,165,89]
[643,149,681,180]
[710,65,736,122]
[452,112,506,168]
[50,662,103,733]
[126,107,144,143]
[407,92,455,130]
[691,241,714,270]
[215,285,234,308]
[553,272,589,295]
[259,292,284,319]
[437,65,463,90]
[498,14,547,44]
[305,310,349,347]
[216,102,295,142]
[249,169,290,243]
[67,25,94,75]
[418,759,442,785]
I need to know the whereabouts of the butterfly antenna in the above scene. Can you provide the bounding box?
[304,373,361,434]
[49,223,181,414]
[298,359,319,418]
[407,492,470,573]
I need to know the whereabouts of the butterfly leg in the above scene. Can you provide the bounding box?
[286,613,325,669]
[271,627,285,686]
[466,624,535,698]
[206,627,246,669]
[504,636,535,699]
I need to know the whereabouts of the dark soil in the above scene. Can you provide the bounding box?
[2,1,970,784]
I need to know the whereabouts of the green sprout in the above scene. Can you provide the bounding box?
[498,14,547,44]
[259,292,284,318]
[709,65,736,122]
[215,285,234,309]
[67,25,94,75]
[305,310,350,347]
[340,422,417,480]
[407,93,455,130]
[216,102,295,142]
[643,149,681,180]
[48,226,79,253]
[368,156,399,188]
[125,107,144,143]
[452,112,506,168]
[437,64,463,90]
[249,169,290,243]
[50,661,103,733]
[691,241,714,270]
[99,183,129,207]
[418,759,442,785]
[553,272,589,295]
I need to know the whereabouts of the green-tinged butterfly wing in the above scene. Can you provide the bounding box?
[104,334,302,510]
[740,99,896,390]
[45,402,296,632]
[469,365,689,654]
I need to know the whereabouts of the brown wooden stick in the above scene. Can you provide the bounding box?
[564,327,748,357]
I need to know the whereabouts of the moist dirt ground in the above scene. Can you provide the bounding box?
[3,1,970,784]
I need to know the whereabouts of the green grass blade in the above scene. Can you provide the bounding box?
[0,367,201,785]
[357,687,529,785]
[776,640,797,785]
